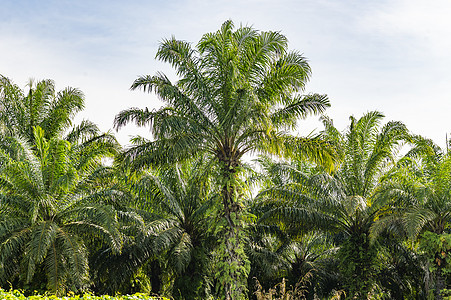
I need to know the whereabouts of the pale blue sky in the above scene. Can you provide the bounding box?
[1,0,450,147]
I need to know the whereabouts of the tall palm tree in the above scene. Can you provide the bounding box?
[0,127,121,295]
[0,75,84,141]
[114,20,337,299]
[257,111,409,298]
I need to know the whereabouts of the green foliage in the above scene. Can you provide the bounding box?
[420,231,451,273]
[89,158,218,298]
[0,289,168,299]
[0,76,84,142]
[0,127,122,295]
[254,112,409,298]
[372,137,451,299]
[4,19,451,299]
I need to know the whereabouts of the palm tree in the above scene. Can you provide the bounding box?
[114,20,337,299]
[257,111,409,298]
[91,158,219,298]
[0,75,84,141]
[246,220,339,299]
[372,136,451,299]
[145,160,218,298]
[248,156,342,299]
[0,127,121,295]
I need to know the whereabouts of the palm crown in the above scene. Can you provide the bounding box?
[114,20,335,173]
[0,76,84,142]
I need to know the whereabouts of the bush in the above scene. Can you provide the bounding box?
[0,289,169,300]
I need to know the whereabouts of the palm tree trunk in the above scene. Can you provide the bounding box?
[435,265,445,300]
[150,260,162,295]
[217,160,249,300]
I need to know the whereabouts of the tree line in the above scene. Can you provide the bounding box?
[0,20,450,300]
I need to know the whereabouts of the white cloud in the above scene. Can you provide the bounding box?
[1,0,451,147]
[363,0,451,56]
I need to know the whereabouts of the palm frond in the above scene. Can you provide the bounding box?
[271,94,330,128]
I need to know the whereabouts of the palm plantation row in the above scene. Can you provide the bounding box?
[1,21,450,299]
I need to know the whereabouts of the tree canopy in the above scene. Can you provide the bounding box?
[1,20,451,300]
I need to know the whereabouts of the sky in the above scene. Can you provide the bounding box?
[1,0,451,148]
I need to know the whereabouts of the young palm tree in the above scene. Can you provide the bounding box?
[257,111,409,298]
[0,75,84,142]
[144,160,218,298]
[0,127,121,295]
[91,158,218,298]
[114,20,337,299]
[372,136,451,299]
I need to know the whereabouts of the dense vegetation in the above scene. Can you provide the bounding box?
[0,289,168,299]
[1,20,451,299]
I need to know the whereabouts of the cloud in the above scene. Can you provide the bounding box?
[362,0,451,57]
[1,0,451,147]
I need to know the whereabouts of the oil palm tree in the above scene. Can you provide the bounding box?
[0,75,84,141]
[246,219,339,299]
[371,136,451,299]
[143,159,219,299]
[257,111,409,298]
[0,126,121,295]
[91,158,218,298]
[114,20,337,299]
